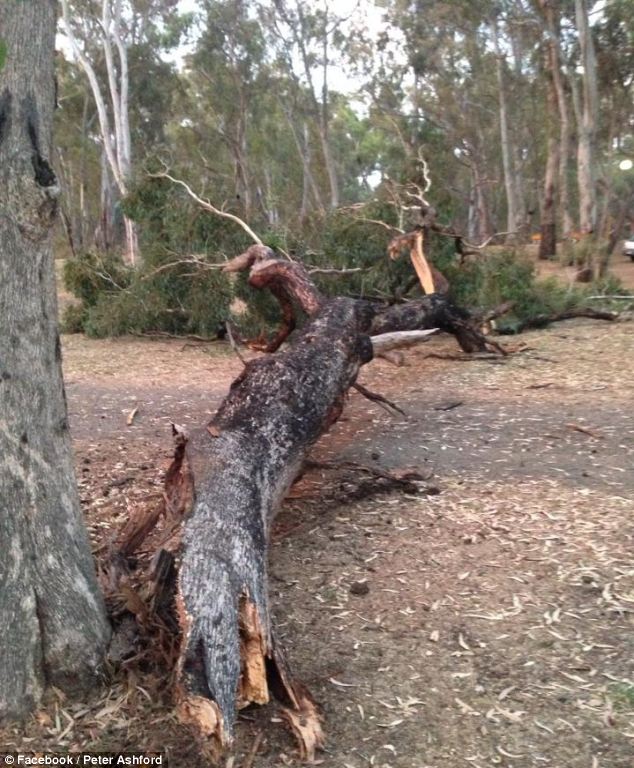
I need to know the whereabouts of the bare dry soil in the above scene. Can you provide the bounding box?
[2,318,633,768]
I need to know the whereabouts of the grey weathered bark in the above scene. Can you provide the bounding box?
[543,1,574,237]
[111,245,499,758]
[173,295,369,756]
[0,0,110,720]
[467,155,494,243]
[492,17,523,240]
[539,40,560,258]
[574,0,599,235]
[97,148,116,251]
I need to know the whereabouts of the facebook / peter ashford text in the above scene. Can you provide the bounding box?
[4,756,165,766]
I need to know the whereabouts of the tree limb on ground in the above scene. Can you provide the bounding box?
[109,245,504,761]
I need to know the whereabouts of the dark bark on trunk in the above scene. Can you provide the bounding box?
[0,2,110,720]
[371,295,492,354]
[172,297,373,755]
[112,248,500,757]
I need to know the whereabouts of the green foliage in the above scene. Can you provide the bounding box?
[63,252,132,306]
[61,302,87,334]
[64,178,612,341]
[299,205,413,300]
[444,251,585,333]
[64,176,269,338]
[63,247,236,339]
[0,39,7,72]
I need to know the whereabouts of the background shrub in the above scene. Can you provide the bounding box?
[62,178,622,339]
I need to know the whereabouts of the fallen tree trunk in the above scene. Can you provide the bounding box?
[169,297,374,757]
[114,247,504,760]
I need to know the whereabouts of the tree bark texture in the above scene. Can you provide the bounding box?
[539,43,560,259]
[110,247,500,757]
[171,296,373,755]
[0,0,110,721]
[492,21,522,240]
[574,0,599,235]
[547,3,574,237]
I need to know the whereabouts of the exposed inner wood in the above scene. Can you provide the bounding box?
[281,694,325,762]
[237,596,269,708]
[111,249,505,761]
[410,230,436,294]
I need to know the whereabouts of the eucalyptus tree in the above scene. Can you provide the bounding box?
[573,0,599,235]
[382,0,506,239]
[185,0,268,220]
[0,0,110,719]
[261,0,348,209]
[58,0,187,263]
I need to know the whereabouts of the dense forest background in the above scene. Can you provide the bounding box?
[54,0,634,337]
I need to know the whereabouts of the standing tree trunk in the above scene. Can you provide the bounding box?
[492,17,523,240]
[467,155,494,243]
[60,0,138,265]
[0,0,110,720]
[574,0,599,237]
[539,42,560,258]
[537,0,574,238]
[293,1,339,209]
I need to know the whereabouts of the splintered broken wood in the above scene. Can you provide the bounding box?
[168,297,372,759]
[388,230,436,295]
[113,247,505,762]
[410,230,436,294]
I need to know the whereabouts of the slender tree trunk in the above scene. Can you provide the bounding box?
[294,1,339,209]
[97,149,115,251]
[77,93,90,250]
[283,111,324,218]
[537,0,574,237]
[233,99,252,218]
[0,0,110,720]
[300,133,311,221]
[574,0,599,237]
[539,44,560,258]
[539,137,559,258]
[302,121,323,214]
[492,19,521,240]
[467,156,493,243]
[60,0,138,265]
[319,35,339,209]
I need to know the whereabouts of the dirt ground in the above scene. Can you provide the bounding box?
[2,314,633,768]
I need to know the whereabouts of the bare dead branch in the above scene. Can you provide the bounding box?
[148,168,263,245]
[352,382,406,416]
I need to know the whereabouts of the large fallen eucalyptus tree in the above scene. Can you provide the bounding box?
[111,244,501,760]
